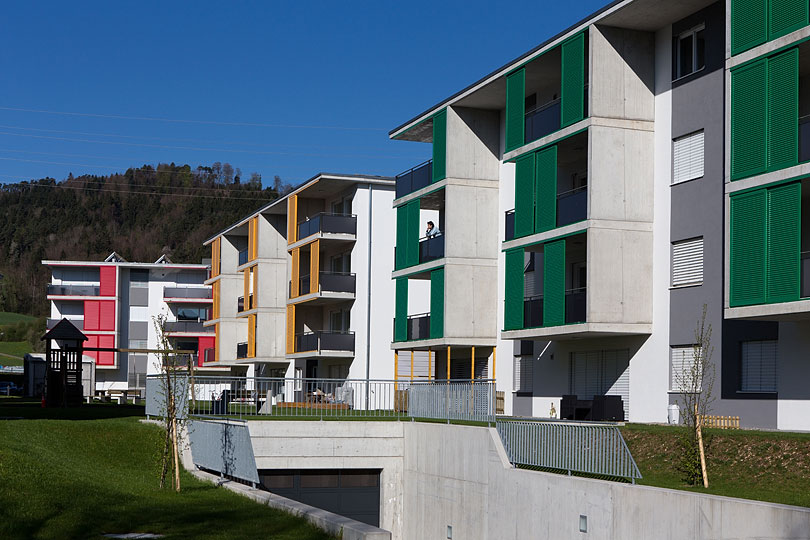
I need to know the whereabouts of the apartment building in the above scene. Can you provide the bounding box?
[203,173,396,383]
[388,0,810,430]
[44,252,215,393]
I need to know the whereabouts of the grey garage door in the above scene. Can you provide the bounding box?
[258,469,380,527]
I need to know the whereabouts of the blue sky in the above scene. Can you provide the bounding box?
[0,0,607,188]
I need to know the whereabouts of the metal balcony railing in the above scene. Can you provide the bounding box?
[557,185,587,227]
[523,295,543,328]
[295,331,355,353]
[238,249,249,266]
[419,235,444,264]
[505,210,515,241]
[395,159,433,199]
[163,321,213,333]
[565,287,587,324]
[407,313,430,341]
[236,342,248,359]
[297,213,357,239]
[291,272,356,297]
[163,287,212,299]
[525,99,561,143]
[46,284,100,296]
[237,294,254,313]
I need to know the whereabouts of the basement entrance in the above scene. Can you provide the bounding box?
[258,469,380,526]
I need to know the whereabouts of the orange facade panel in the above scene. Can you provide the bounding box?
[211,237,221,277]
[212,280,220,319]
[247,314,256,358]
[286,305,295,354]
[291,248,300,298]
[287,194,298,245]
[310,240,320,293]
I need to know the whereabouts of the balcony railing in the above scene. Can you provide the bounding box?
[395,159,433,199]
[801,252,810,298]
[524,295,543,328]
[238,249,249,266]
[297,213,357,239]
[236,342,248,359]
[46,284,100,296]
[505,210,515,241]
[419,235,444,264]
[292,272,357,297]
[557,185,587,227]
[47,318,83,331]
[295,331,355,353]
[525,99,561,143]
[565,287,587,324]
[407,313,431,341]
[163,287,212,299]
[237,294,254,313]
[163,321,213,333]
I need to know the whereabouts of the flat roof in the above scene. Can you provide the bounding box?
[42,261,209,269]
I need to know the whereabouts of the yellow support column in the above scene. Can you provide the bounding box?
[410,350,414,381]
[471,346,476,381]
[446,346,451,380]
[492,347,496,381]
[428,349,432,380]
[394,351,399,391]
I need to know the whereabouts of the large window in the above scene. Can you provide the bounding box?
[740,340,778,393]
[674,24,706,80]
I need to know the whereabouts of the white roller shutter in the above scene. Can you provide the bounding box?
[602,349,630,421]
[670,345,701,392]
[673,130,704,184]
[513,356,533,392]
[570,350,630,419]
[672,237,703,287]
[741,340,778,392]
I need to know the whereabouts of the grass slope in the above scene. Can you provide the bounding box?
[0,402,335,540]
[0,312,36,326]
[0,341,30,363]
[621,423,810,507]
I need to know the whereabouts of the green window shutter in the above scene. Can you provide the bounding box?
[506,69,525,152]
[769,0,809,41]
[504,248,525,330]
[514,153,535,238]
[561,33,585,128]
[730,190,768,306]
[766,182,801,303]
[534,146,558,233]
[395,205,408,270]
[430,268,445,339]
[543,239,566,327]
[731,59,768,180]
[731,0,767,55]
[406,199,421,267]
[767,48,799,171]
[432,109,447,182]
[395,278,408,342]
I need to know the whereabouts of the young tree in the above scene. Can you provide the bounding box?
[674,304,716,487]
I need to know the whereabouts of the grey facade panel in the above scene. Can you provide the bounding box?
[129,287,149,307]
[128,321,148,340]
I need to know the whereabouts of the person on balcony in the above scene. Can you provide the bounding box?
[425,221,441,238]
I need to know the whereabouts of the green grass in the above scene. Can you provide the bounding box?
[0,341,30,364]
[621,423,810,507]
[0,400,336,540]
[0,312,36,326]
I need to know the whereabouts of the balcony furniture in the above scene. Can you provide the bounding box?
[560,394,625,421]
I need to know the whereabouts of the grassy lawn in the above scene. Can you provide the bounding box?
[0,312,36,326]
[621,423,810,507]
[0,400,336,540]
[0,341,31,364]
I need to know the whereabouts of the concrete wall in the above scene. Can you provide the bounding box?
[402,423,810,540]
[248,421,405,539]
[446,106,500,182]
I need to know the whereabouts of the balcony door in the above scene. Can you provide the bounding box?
[330,309,350,333]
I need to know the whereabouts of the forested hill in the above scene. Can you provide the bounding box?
[0,163,289,316]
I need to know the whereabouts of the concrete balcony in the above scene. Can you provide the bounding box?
[164,320,214,334]
[46,284,100,297]
[163,287,212,303]
[289,272,356,305]
[292,331,355,357]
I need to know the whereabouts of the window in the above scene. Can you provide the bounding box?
[671,237,704,287]
[513,356,534,393]
[673,130,705,184]
[130,269,149,287]
[674,24,706,79]
[740,340,777,393]
[670,345,702,392]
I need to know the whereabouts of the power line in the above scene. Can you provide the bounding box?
[1,180,282,200]
[0,105,387,131]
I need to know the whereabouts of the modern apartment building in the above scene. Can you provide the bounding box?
[44,252,215,393]
[203,173,396,382]
[388,0,810,430]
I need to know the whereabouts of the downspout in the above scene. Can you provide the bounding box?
[365,184,374,407]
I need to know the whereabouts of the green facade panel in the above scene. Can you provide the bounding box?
[406,199,421,267]
[769,0,809,41]
[767,48,799,171]
[731,59,768,180]
[430,268,445,339]
[506,69,525,152]
[766,182,801,303]
[543,239,566,327]
[730,190,768,306]
[504,248,525,331]
[395,205,408,270]
[514,153,535,238]
[731,0,768,54]
[534,145,557,233]
[432,109,447,182]
[561,33,585,128]
[395,278,408,342]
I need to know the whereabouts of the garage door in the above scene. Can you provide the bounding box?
[258,469,380,527]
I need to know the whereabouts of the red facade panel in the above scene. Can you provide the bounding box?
[84,301,100,331]
[97,334,115,365]
[198,336,215,367]
[99,266,116,296]
[98,300,116,331]
[84,334,99,363]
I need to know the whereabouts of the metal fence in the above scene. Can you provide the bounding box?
[146,374,496,423]
[496,419,642,482]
